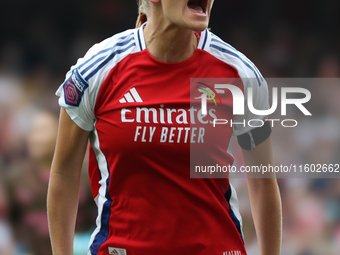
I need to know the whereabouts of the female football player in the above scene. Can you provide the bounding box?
[47,0,282,254]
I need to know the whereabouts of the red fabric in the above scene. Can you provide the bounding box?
[89,48,246,255]
[194,31,201,41]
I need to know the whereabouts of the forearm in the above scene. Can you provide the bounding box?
[242,136,282,254]
[47,170,81,255]
[247,178,282,255]
[47,108,90,255]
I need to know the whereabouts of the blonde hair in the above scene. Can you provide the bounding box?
[136,0,148,28]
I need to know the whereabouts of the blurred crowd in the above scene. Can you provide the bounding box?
[0,0,340,254]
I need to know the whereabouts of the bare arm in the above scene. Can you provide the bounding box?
[47,108,91,255]
[242,135,282,255]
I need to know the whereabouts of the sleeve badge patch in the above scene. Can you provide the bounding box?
[63,68,89,107]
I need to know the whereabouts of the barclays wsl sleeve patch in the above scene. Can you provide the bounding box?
[63,69,89,107]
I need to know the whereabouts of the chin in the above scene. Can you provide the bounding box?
[179,16,209,32]
[186,20,209,32]
[194,23,209,32]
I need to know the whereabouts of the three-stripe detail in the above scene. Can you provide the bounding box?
[78,33,136,82]
[210,35,263,86]
[119,87,143,103]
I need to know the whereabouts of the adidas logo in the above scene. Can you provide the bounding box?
[119,87,143,103]
[108,247,127,255]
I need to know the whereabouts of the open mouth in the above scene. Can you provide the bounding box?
[187,0,208,15]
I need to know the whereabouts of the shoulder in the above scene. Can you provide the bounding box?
[87,29,137,58]
[55,28,141,131]
[205,31,264,86]
[75,28,139,82]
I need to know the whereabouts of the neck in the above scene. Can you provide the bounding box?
[143,19,198,63]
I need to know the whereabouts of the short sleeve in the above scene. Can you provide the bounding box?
[56,44,100,131]
[232,78,270,137]
[233,78,272,151]
[206,32,271,150]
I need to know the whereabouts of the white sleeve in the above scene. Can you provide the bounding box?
[55,44,100,131]
[206,32,270,138]
[232,78,270,136]
[55,29,138,131]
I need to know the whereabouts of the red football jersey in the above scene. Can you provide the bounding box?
[56,24,269,255]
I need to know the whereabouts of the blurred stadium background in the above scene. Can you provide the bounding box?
[0,0,340,254]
